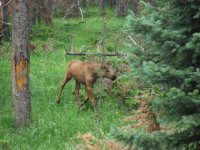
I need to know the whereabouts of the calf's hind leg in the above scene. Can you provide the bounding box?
[56,71,72,104]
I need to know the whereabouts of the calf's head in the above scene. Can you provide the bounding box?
[102,62,117,81]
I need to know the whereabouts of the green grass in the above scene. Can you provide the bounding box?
[0,9,128,150]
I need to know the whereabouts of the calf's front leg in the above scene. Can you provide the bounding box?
[79,85,89,107]
[86,84,96,110]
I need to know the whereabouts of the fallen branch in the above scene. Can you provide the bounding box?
[65,52,126,56]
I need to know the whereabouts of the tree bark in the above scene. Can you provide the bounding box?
[130,0,139,14]
[108,0,116,7]
[116,0,128,17]
[44,0,53,24]
[12,0,31,128]
[99,0,105,16]
[80,0,87,8]
[64,0,79,18]
[89,0,95,6]
[0,6,2,44]
[147,0,156,6]
[33,0,41,24]
[1,0,10,40]
[29,0,37,25]
[36,0,53,24]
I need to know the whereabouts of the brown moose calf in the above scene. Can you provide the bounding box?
[56,60,116,110]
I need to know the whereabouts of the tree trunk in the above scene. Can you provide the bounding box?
[34,0,41,24]
[29,0,37,25]
[71,0,79,17]
[12,0,31,128]
[130,0,139,14]
[147,0,156,6]
[80,0,87,8]
[0,6,2,44]
[108,0,116,7]
[116,0,128,17]
[99,0,105,16]
[43,0,53,24]
[64,0,80,18]
[1,0,10,40]
[36,0,52,24]
[89,0,95,6]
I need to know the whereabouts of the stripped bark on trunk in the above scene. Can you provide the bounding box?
[12,0,31,128]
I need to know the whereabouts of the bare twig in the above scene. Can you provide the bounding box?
[1,22,11,25]
[0,0,13,8]
[128,35,145,52]
[79,45,93,52]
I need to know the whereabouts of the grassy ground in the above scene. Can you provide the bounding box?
[0,9,129,149]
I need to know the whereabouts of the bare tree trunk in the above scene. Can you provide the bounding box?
[99,0,105,16]
[36,0,52,24]
[130,0,139,14]
[29,0,37,25]
[108,0,116,7]
[80,0,87,8]
[12,0,31,128]
[36,1,42,23]
[116,0,128,17]
[147,0,156,6]
[89,0,95,6]
[70,0,79,17]
[1,0,10,40]
[0,6,2,44]
[43,0,53,24]
[64,0,80,18]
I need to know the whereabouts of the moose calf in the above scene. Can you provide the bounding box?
[56,60,116,110]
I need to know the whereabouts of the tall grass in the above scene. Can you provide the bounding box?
[0,8,128,149]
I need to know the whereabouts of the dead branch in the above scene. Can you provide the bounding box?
[128,35,145,52]
[1,22,11,25]
[79,45,93,52]
[65,52,126,56]
[0,0,13,8]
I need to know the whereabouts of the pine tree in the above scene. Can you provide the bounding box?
[111,0,200,149]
